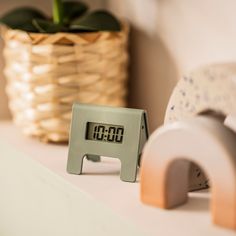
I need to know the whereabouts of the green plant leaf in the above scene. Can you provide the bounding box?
[53,0,64,25]
[0,7,46,32]
[70,10,121,32]
[63,1,88,24]
[32,19,65,33]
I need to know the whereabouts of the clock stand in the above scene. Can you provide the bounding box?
[67,103,149,182]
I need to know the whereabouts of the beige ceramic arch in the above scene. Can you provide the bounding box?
[140,116,236,230]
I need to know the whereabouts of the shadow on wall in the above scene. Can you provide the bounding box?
[127,27,179,132]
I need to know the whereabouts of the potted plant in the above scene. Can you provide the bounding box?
[0,0,129,143]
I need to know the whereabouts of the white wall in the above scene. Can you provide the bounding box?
[108,0,236,131]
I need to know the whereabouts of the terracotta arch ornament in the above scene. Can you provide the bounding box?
[140,116,236,230]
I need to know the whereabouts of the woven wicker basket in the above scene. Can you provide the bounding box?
[1,23,129,143]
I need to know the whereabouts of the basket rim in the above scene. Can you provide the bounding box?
[0,21,129,45]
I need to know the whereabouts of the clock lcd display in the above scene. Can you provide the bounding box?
[86,122,124,143]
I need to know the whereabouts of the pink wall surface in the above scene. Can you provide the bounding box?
[108,0,236,131]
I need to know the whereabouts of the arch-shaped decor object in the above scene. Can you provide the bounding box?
[140,116,236,230]
[165,63,236,191]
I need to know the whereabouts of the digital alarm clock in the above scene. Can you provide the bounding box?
[67,103,149,182]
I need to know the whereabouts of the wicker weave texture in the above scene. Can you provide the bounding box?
[2,25,129,142]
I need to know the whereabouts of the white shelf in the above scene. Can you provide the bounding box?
[0,122,234,236]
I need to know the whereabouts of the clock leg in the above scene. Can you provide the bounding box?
[86,155,101,162]
[120,157,139,182]
[67,154,85,175]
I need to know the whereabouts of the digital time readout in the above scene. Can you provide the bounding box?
[86,122,124,143]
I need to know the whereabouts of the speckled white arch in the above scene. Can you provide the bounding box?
[140,116,236,230]
[165,63,236,191]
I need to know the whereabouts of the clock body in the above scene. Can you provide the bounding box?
[67,103,149,182]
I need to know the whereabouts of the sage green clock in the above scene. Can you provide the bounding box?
[67,103,149,182]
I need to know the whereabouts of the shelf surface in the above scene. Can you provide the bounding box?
[0,121,235,236]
